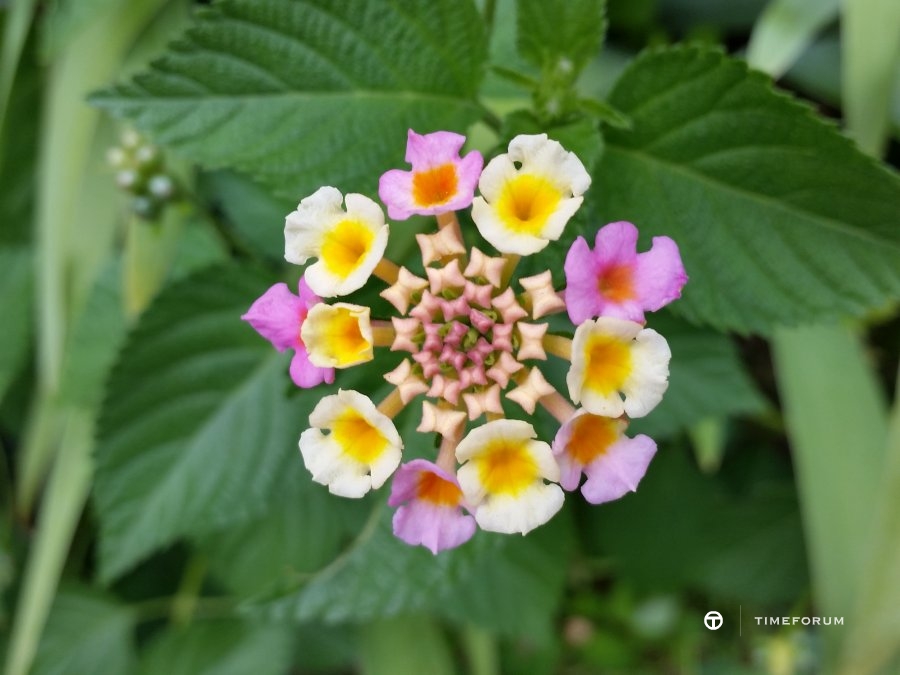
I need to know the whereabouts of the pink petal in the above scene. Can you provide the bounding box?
[241,283,303,352]
[392,502,476,554]
[593,221,639,268]
[405,130,465,168]
[289,348,334,389]
[564,236,603,324]
[378,169,417,220]
[632,236,689,312]
[580,435,657,504]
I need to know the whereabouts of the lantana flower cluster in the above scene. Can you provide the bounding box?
[243,130,687,554]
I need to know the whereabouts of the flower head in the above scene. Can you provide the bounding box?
[388,459,476,554]
[301,302,374,368]
[567,317,671,418]
[241,278,335,388]
[299,389,403,497]
[379,130,484,220]
[471,134,591,255]
[285,186,389,297]
[456,419,564,535]
[552,410,656,504]
[565,221,688,324]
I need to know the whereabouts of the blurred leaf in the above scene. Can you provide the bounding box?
[517,0,607,76]
[596,46,900,335]
[772,325,887,660]
[259,506,574,638]
[360,615,456,675]
[689,417,727,473]
[629,315,766,439]
[199,459,367,598]
[198,170,293,260]
[40,0,123,57]
[841,0,900,156]
[138,619,291,675]
[842,373,900,674]
[32,587,136,675]
[91,0,487,199]
[0,248,33,404]
[746,0,839,78]
[93,264,321,582]
[57,261,127,410]
[586,447,807,605]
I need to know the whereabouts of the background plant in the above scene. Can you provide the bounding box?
[1,0,898,674]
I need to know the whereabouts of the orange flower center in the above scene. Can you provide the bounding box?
[598,264,634,302]
[416,471,462,506]
[476,441,538,496]
[567,414,620,465]
[413,164,458,207]
[584,333,632,395]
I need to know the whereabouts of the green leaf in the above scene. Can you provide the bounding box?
[32,587,136,675]
[516,0,607,76]
[628,315,767,439]
[841,0,900,156]
[584,446,808,605]
[746,0,839,78]
[0,248,33,404]
[772,324,888,661]
[199,459,368,598]
[91,0,487,199]
[138,619,292,675]
[359,616,456,675]
[259,506,573,638]
[597,46,900,335]
[94,264,320,582]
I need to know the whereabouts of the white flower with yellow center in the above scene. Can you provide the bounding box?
[299,389,403,497]
[455,419,564,535]
[285,186,389,297]
[567,317,671,418]
[301,302,373,368]
[471,134,591,255]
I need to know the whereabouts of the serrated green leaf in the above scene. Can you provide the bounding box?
[516,0,607,76]
[138,619,292,675]
[32,587,136,675]
[596,46,900,335]
[258,506,573,638]
[94,264,324,582]
[92,0,487,199]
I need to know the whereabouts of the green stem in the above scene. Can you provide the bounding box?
[170,554,210,626]
[461,624,500,675]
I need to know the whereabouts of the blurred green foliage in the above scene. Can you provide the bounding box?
[1,0,898,674]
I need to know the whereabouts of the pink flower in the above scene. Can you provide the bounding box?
[564,221,688,324]
[388,459,476,554]
[241,277,335,388]
[552,410,656,504]
[378,130,483,220]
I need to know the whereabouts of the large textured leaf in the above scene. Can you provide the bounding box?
[91,0,487,198]
[31,587,136,675]
[94,264,320,582]
[596,46,900,334]
[259,506,574,638]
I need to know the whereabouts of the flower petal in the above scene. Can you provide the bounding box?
[580,434,657,504]
[632,236,689,311]
[241,283,304,352]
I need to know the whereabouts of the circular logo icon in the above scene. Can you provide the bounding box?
[704,611,723,630]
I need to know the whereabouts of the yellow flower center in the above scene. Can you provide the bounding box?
[307,306,372,367]
[598,264,635,302]
[567,415,619,465]
[412,163,458,207]
[416,471,462,506]
[476,441,538,496]
[331,409,388,463]
[583,333,632,395]
[320,219,374,278]
[495,174,563,235]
